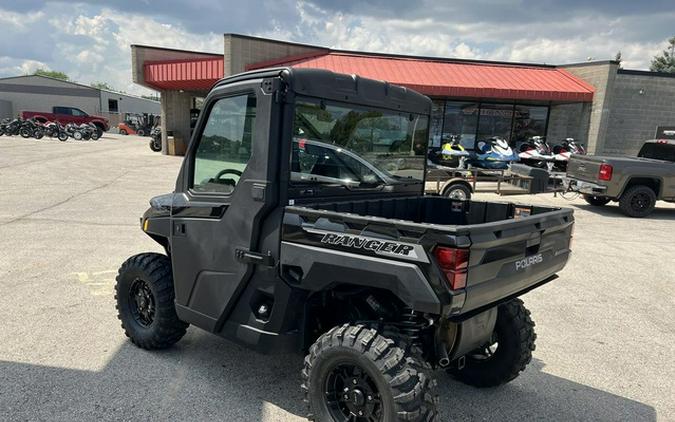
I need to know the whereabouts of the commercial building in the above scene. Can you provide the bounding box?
[131,34,675,155]
[0,74,160,127]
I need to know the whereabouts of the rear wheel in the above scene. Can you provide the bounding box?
[19,128,31,138]
[302,324,439,421]
[583,194,611,207]
[58,131,68,142]
[119,129,128,135]
[619,185,656,218]
[115,253,188,349]
[137,129,146,136]
[448,298,535,388]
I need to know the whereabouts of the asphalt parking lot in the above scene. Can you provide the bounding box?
[0,133,673,422]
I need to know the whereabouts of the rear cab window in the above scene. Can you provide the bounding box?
[638,143,675,162]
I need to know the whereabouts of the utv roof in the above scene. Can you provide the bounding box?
[212,67,431,115]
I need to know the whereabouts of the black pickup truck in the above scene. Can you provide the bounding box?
[115,68,574,421]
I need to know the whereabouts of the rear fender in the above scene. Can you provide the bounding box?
[280,241,441,314]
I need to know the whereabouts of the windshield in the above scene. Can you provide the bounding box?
[291,98,429,189]
[638,143,675,162]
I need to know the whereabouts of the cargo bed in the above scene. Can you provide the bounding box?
[282,196,574,317]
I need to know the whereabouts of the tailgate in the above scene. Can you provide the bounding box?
[567,156,601,182]
[460,208,573,314]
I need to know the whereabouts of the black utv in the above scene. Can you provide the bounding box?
[116,68,574,421]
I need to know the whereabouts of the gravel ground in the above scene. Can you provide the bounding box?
[0,133,673,421]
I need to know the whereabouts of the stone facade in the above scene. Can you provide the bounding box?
[605,71,675,155]
[224,34,328,77]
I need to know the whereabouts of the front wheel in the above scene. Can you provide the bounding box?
[448,298,535,388]
[583,194,611,207]
[302,324,439,422]
[19,128,31,138]
[149,138,161,152]
[91,131,100,140]
[58,132,68,142]
[115,253,188,350]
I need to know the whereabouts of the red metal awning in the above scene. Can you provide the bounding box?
[144,57,223,91]
[249,53,595,102]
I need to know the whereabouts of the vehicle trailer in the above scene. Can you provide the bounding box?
[116,67,574,421]
[567,139,675,217]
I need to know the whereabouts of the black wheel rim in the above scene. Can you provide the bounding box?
[324,362,383,421]
[128,278,155,327]
[631,192,651,211]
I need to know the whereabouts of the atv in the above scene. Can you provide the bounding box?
[116,68,574,421]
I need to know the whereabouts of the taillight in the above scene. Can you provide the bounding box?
[598,164,613,181]
[434,246,470,290]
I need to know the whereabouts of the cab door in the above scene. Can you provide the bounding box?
[169,80,279,332]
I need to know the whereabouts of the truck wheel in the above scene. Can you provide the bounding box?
[115,253,188,350]
[302,324,439,422]
[582,194,611,207]
[619,185,656,218]
[443,183,472,200]
[448,299,535,388]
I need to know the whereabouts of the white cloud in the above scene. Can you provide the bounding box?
[0,1,673,96]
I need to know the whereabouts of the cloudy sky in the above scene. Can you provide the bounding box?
[1,0,673,95]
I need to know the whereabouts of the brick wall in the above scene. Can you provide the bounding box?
[604,72,675,155]
[546,103,588,144]
[563,62,618,154]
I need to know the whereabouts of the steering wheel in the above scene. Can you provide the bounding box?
[208,169,243,188]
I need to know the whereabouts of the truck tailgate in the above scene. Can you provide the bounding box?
[460,208,573,314]
[567,156,602,182]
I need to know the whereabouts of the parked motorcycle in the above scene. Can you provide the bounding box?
[19,118,44,139]
[65,122,85,140]
[467,136,519,169]
[44,121,69,142]
[149,126,161,152]
[1,118,24,136]
[518,136,555,169]
[551,138,586,171]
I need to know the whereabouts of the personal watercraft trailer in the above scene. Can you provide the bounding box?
[426,163,568,200]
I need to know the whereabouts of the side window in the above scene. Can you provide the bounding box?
[71,108,87,117]
[54,107,69,115]
[192,93,256,194]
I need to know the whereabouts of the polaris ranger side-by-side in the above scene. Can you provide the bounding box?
[116,68,574,421]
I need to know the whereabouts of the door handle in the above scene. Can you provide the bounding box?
[235,249,275,266]
[173,223,186,236]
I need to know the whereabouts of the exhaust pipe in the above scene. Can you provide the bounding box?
[437,341,450,367]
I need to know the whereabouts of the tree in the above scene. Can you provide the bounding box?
[33,69,69,81]
[91,81,114,91]
[650,36,675,73]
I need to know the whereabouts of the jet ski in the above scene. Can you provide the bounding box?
[518,136,555,169]
[551,138,586,171]
[467,136,519,169]
[439,134,471,168]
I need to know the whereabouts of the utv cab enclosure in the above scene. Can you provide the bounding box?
[116,67,574,422]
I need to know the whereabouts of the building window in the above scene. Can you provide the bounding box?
[108,99,119,113]
[429,100,550,149]
[512,105,548,144]
[443,101,480,148]
[476,103,515,143]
